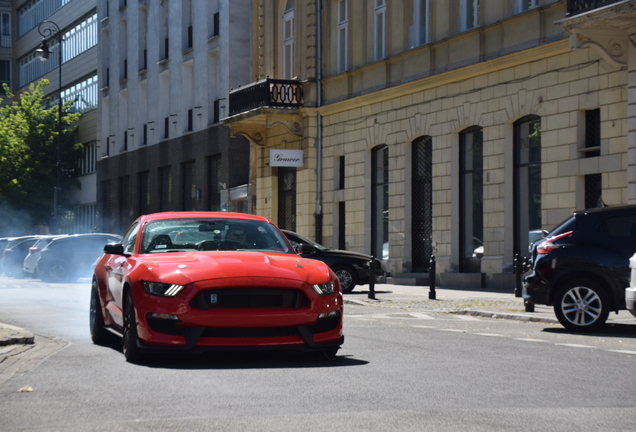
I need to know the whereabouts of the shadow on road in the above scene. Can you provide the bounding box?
[542,323,636,338]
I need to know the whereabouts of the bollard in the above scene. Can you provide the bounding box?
[368,258,376,300]
[514,253,522,298]
[428,255,436,300]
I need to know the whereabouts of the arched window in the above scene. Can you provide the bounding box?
[283,0,294,79]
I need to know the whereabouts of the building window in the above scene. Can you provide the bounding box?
[213,12,220,37]
[214,99,220,124]
[142,124,147,145]
[18,0,72,37]
[372,145,389,259]
[460,0,479,31]
[584,108,601,158]
[585,174,603,209]
[338,155,345,190]
[79,141,97,176]
[516,0,537,13]
[164,117,169,139]
[283,0,294,79]
[208,155,222,211]
[0,60,9,93]
[460,126,483,273]
[338,201,346,250]
[139,171,151,215]
[1,13,10,47]
[410,0,429,47]
[337,0,348,73]
[412,136,433,272]
[514,115,541,259]
[187,109,193,132]
[278,167,297,231]
[374,0,386,61]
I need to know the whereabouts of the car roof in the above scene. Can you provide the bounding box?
[573,205,636,217]
[137,212,272,224]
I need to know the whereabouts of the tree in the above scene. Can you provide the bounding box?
[0,80,83,235]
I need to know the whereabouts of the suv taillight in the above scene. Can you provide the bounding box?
[536,231,573,254]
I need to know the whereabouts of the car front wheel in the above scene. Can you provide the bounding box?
[123,290,145,363]
[42,261,72,283]
[89,279,112,346]
[333,265,358,293]
[554,279,610,332]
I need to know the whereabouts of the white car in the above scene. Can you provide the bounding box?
[627,254,636,318]
[23,235,67,277]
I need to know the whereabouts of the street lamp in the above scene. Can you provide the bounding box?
[36,20,63,227]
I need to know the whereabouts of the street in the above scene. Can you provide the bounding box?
[1,275,635,431]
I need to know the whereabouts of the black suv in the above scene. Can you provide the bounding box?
[524,205,636,332]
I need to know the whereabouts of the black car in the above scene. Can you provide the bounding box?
[523,205,636,332]
[282,230,384,293]
[37,233,122,283]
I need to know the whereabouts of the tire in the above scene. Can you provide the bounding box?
[553,279,610,332]
[89,278,112,346]
[42,261,73,283]
[123,290,145,363]
[333,265,358,293]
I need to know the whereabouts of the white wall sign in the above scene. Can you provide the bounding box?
[270,149,304,167]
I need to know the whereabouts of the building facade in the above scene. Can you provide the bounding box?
[224,0,636,288]
[96,0,253,235]
[12,0,99,233]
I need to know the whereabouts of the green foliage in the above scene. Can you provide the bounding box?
[0,80,83,233]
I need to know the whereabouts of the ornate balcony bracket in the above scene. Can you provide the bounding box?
[556,1,636,67]
[224,108,304,146]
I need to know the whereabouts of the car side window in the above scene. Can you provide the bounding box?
[599,215,636,238]
[122,222,140,254]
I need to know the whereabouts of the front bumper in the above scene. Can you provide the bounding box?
[133,283,344,353]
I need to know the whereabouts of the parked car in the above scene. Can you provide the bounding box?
[23,235,68,277]
[524,205,636,332]
[90,212,343,363]
[1,236,41,278]
[626,254,636,319]
[282,230,385,293]
[37,233,122,283]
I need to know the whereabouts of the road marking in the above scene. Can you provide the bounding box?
[408,313,435,320]
[475,333,505,337]
[439,329,465,333]
[514,338,548,343]
[412,325,434,329]
[607,350,636,355]
[555,343,595,349]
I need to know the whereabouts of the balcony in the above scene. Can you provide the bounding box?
[223,78,305,145]
[229,78,303,116]
[567,0,625,16]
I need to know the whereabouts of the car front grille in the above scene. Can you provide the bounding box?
[190,288,309,310]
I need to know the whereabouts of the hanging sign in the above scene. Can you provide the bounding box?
[270,149,304,167]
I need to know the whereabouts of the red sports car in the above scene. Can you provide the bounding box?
[90,212,343,363]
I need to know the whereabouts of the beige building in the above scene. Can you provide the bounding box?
[224,0,636,288]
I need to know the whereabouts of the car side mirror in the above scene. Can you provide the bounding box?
[295,243,316,255]
[104,243,125,255]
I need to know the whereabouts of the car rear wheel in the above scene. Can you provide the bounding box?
[123,290,145,363]
[90,279,113,345]
[554,279,610,332]
[333,265,357,293]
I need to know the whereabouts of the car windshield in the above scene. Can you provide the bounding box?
[286,232,328,251]
[141,218,294,254]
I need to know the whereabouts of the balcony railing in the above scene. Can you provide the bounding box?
[567,0,624,16]
[229,78,303,116]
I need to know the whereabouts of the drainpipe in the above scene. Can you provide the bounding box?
[315,0,323,244]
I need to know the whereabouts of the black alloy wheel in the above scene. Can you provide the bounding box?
[123,290,144,363]
[553,279,610,332]
[89,278,112,345]
[43,260,71,283]
[333,265,358,293]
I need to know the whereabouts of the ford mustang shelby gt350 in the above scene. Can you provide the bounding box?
[90,212,343,362]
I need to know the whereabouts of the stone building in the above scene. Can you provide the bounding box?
[13,0,99,233]
[224,0,636,288]
[96,0,252,235]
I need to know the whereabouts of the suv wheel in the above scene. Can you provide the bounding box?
[333,265,357,293]
[554,279,610,332]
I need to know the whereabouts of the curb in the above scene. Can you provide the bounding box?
[452,310,560,325]
[0,324,35,347]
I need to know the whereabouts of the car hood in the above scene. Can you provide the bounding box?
[318,249,375,261]
[133,251,333,285]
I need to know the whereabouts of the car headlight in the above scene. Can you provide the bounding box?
[312,282,335,295]
[142,281,185,297]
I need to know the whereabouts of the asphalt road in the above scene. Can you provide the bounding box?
[1,276,635,431]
